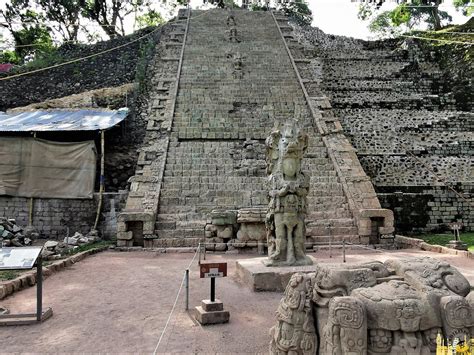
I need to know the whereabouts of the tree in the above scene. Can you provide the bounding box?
[1,0,82,42]
[281,0,312,26]
[248,0,313,26]
[135,10,165,29]
[453,0,474,16]
[0,4,55,63]
[79,0,154,38]
[358,0,454,37]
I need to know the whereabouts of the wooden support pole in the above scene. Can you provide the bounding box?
[93,131,105,231]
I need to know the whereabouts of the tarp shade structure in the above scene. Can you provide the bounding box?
[0,137,97,199]
[0,108,128,132]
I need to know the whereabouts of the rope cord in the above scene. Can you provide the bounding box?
[0,25,164,81]
[152,272,186,355]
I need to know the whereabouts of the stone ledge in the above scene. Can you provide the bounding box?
[0,246,109,300]
[394,235,474,258]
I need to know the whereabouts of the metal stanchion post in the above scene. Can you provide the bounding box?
[198,242,201,265]
[343,239,346,263]
[210,277,215,302]
[36,255,43,321]
[185,269,189,311]
[328,222,332,259]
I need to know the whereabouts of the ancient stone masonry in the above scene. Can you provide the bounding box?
[0,193,126,240]
[270,256,474,354]
[154,9,378,249]
[293,25,473,233]
[272,12,394,242]
[117,9,190,247]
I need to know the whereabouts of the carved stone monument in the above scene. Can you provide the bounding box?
[264,123,313,267]
[270,256,474,354]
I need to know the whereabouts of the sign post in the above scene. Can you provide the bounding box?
[0,247,53,326]
[195,262,229,325]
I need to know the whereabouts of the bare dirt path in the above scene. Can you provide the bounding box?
[1,248,473,354]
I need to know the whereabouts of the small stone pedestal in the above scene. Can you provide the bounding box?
[194,299,230,325]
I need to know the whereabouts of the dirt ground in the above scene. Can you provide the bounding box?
[1,248,474,354]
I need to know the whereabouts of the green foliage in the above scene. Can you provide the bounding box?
[135,36,155,92]
[390,4,411,26]
[136,10,164,29]
[65,240,113,255]
[359,0,454,37]
[250,3,265,11]
[0,270,20,281]
[13,23,55,62]
[282,0,313,26]
[453,0,474,16]
[418,232,474,251]
[0,50,21,64]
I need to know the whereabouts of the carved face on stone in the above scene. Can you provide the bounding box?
[282,158,298,178]
[266,121,308,177]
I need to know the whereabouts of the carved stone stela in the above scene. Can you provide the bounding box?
[269,256,474,354]
[264,122,313,267]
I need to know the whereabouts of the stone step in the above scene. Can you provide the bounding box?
[156,228,205,239]
[306,225,358,237]
[307,218,356,227]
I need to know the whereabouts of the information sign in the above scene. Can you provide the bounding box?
[0,247,42,270]
[200,262,227,278]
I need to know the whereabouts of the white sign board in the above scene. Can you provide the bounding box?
[0,247,42,270]
[205,268,224,278]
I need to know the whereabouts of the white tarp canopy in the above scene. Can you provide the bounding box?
[0,137,97,199]
[0,108,128,132]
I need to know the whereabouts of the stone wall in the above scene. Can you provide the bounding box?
[0,192,127,240]
[295,24,473,233]
[378,184,473,233]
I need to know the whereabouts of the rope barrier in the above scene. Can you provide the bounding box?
[152,271,186,355]
[0,24,164,81]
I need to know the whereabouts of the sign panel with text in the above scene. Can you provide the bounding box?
[200,262,227,278]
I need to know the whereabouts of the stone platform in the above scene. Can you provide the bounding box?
[235,256,317,292]
[194,299,230,325]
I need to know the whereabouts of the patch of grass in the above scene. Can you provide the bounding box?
[66,240,113,256]
[417,232,474,251]
[0,270,21,281]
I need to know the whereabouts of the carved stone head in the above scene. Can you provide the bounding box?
[265,121,308,176]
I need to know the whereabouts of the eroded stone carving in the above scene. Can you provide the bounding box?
[264,122,312,267]
[270,257,474,354]
[228,26,240,43]
[270,273,317,354]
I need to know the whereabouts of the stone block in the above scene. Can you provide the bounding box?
[201,299,224,312]
[194,306,229,325]
[235,256,318,292]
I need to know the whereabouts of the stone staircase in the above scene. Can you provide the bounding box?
[153,9,360,247]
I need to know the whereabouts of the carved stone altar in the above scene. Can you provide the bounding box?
[264,123,313,267]
[270,256,474,354]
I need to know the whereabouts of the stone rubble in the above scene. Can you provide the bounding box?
[0,218,37,247]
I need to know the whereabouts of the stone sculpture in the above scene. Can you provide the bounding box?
[226,7,236,26]
[264,123,312,267]
[228,26,240,43]
[270,256,474,354]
